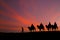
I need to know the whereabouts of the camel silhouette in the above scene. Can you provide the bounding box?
[37,23,44,31]
[27,22,58,32]
[45,22,52,31]
[51,22,58,31]
[46,22,58,31]
[28,24,36,32]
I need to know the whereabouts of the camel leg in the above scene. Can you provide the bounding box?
[55,28,56,31]
[31,30,32,32]
[48,28,49,31]
[34,29,36,32]
[52,28,53,31]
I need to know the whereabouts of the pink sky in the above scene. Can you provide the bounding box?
[0,0,60,32]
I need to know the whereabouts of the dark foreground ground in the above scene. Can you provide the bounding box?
[0,31,60,40]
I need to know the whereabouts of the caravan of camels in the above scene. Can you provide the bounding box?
[21,22,58,32]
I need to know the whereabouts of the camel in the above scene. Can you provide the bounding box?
[28,24,36,32]
[37,23,44,31]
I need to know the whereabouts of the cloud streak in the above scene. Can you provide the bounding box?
[1,0,60,32]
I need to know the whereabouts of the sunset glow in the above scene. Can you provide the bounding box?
[0,0,60,32]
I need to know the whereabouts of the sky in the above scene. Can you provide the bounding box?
[0,0,60,32]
